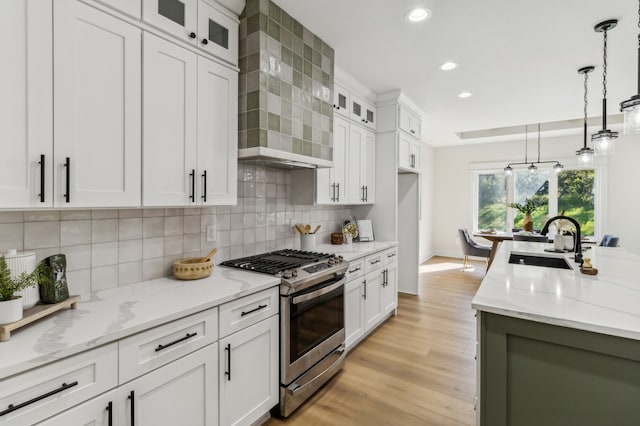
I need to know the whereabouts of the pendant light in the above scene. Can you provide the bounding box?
[504,123,564,175]
[592,20,618,155]
[577,66,596,165]
[620,0,640,133]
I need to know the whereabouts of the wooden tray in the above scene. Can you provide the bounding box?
[0,295,80,342]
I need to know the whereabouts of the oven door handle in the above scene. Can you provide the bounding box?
[291,277,345,305]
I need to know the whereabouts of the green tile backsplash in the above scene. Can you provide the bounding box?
[238,0,334,160]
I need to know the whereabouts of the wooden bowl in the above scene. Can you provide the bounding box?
[331,232,344,245]
[173,258,213,280]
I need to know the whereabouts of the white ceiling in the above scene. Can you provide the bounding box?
[273,0,638,147]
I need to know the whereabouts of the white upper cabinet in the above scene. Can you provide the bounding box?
[398,133,421,172]
[333,83,350,118]
[0,0,53,208]
[143,33,237,207]
[351,95,376,131]
[196,56,238,205]
[54,0,142,207]
[91,0,142,19]
[399,104,422,140]
[143,0,238,65]
[361,129,376,203]
[316,115,348,204]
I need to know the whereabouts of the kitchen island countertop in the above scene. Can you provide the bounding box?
[0,267,279,379]
[472,240,640,340]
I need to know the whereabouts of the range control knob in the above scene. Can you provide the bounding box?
[292,269,298,277]
[283,270,293,279]
[338,255,344,263]
[328,258,335,265]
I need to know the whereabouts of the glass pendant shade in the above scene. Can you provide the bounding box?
[504,165,513,176]
[592,130,617,155]
[553,163,564,174]
[577,147,595,165]
[528,163,537,174]
[622,97,640,133]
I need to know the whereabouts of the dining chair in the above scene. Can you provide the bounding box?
[599,234,619,247]
[512,234,549,242]
[458,228,491,269]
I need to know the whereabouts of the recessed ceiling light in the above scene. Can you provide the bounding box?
[458,91,472,98]
[406,8,432,23]
[439,62,458,71]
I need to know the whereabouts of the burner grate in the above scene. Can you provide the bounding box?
[221,249,333,275]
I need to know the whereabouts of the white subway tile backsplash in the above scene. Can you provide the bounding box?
[119,218,143,241]
[143,237,164,259]
[64,244,92,272]
[91,242,118,267]
[92,219,118,243]
[66,269,91,296]
[24,221,60,249]
[183,215,200,234]
[230,229,243,245]
[92,265,118,291]
[164,208,184,217]
[118,209,143,218]
[0,211,24,223]
[0,223,24,252]
[164,216,184,236]
[164,235,183,256]
[230,214,243,229]
[200,215,216,232]
[183,234,200,253]
[92,210,118,220]
[24,211,60,222]
[143,217,164,238]
[143,208,164,218]
[60,210,92,220]
[142,258,164,281]
[119,239,143,263]
[119,261,143,286]
[32,247,62,263]
[184,207,201,216]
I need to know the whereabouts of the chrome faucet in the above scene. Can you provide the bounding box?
[541,215,583,264]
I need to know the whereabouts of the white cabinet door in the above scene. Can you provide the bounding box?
[197,56,237,205]
[37,390,119,426]
[332,115,348,204]
[398,104,421,139]
[347,124,364,204]
[332,83,349,118]
[344,279,365,351]
[381,262,398,315]
[363,271,383,332]
[363,101,376,131]
[197,0,238,65]
[143,0,198,43]
[92,0,141,19]
[54,0,141,207]
[350,96,364,124]
[143,32,198,206]
[219,316,278,426]
[398,134,412,170]
[361,129,375,204]
[0,0,53,208]
[119,343,218,426]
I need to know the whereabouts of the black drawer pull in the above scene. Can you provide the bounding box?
[38,154,45,203]
[201,170,207,202]
[106,401,113,426]
[0,381,78,417]
[348,266,361,274]
[241,304,267,317]
[128,390,135,426]
[225,343,231,381]
[387,253,397,258]
[370,259,381,265]
[155,332,198,352]
[189,169,195,202]
[63,157,70,203]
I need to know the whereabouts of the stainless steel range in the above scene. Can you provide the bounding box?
[221,249,348,417]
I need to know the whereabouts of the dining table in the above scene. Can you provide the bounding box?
[473,231,514,268]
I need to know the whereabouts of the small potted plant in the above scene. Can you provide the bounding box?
[508,198,540,232]
[0,256,39,324]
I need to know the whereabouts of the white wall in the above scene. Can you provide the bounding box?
[419,143,435,262]
[432,132,640,257]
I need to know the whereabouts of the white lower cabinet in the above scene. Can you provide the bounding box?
[344,278,365,349]
[119,343,218,426]
[381,261,398,316]
[219,315,279,426]
[37,389,119,426]
[363,269,384,332]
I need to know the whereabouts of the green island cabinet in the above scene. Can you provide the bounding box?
[478,311,640,426]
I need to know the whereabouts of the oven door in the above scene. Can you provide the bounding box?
[281,274,346,385]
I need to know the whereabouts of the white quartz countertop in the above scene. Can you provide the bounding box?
[472,241,640,340]
[0,267,279,379]
[313,241,398,261]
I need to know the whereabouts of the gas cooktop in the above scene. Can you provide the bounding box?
[221,249,348,293]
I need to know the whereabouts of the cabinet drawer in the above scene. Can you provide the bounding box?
[383,247,398,265]
[119,308,218,383]
[219,287,278,338]
[345,257,365,281]
[364,252,384,274]
[0,343,117,425]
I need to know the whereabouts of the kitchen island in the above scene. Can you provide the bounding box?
[472,241,640,426]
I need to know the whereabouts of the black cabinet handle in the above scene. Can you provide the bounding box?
[336,183,340,202]
[63,157,70,203]
[201,170,207,202]
[128,390,135,426]
[363,279,367,300]
[225,344,231,381]
[241,304,267,317]
[365,185,368,202]
[361,185,365,202]
[348,266,361,273]
[38,154,45,203]
[202,38,208,45]
[331,183,336,202]
[106,401,113,426]
[189,32,196,39]
[155,332,198,352]
[0,381,78,417]
[370,259,381,265]
[189,169,195,202]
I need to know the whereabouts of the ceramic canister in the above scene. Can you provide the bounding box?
[4,250,39,309]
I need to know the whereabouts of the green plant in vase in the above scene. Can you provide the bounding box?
[0,256,38,324]
[508,198,541,232]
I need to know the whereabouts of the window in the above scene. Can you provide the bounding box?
[472,162,603,237]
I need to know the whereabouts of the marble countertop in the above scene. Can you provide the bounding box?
[313,241,398,261]
[0,267,279,379]
[472,241,640,340]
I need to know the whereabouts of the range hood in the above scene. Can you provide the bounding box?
[238,0,335,169]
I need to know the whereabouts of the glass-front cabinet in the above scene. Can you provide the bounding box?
[143,0,238,65]
[333,83,350,118]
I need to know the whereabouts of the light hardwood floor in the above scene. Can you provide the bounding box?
[266,256,485,426]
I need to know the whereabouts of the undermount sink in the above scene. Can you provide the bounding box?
[508,252,573,270]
